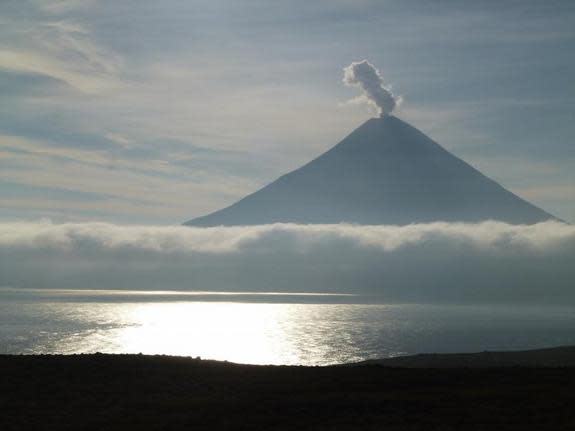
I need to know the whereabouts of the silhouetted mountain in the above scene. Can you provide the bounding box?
[186,116,554,226]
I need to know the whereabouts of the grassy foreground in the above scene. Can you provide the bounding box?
[1,350,575,430]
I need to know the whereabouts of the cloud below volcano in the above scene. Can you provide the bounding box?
[1,220,573,303]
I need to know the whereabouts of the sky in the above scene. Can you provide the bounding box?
[1,0,574,224]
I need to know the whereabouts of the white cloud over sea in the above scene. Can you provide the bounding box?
[1,221,574,304]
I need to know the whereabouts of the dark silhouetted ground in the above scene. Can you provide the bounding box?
[1,350,575,430]
[361,345,575,368]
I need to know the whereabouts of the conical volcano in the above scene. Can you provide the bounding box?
[185,116,554,226]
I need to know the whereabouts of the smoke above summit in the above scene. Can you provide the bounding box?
[343,60,400,116]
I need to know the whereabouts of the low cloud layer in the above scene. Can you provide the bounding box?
[343,60,400,116]
[1,221,574,303]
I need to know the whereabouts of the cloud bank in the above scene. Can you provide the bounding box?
[343,60,400,116]
[1,221,574,304]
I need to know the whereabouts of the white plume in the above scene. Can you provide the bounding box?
[343,60,400,116]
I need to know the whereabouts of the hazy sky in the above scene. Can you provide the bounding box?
[1,0,574,224]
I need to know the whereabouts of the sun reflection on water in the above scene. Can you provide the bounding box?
[116,302,300,364]
[102,301,391,365]
[3,289,575,365]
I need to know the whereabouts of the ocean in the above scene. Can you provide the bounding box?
[1,288,575,366]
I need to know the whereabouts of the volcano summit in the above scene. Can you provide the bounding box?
[185,116,554,226]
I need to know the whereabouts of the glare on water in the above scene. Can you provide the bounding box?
[117,302,301,364]
[2,289,575,366]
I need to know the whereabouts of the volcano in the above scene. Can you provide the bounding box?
[185,116,554,226]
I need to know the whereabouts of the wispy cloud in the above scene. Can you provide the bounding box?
[0,49,117,93]
[518,185,575,201]
[0,14,122,94]
[0,148,258,220]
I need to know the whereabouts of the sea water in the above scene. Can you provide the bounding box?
[1,288,575,365]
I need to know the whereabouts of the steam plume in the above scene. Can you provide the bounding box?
[343,60,400,116]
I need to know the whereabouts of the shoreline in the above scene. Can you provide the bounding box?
[4,344,575,368]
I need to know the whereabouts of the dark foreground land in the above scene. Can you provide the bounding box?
[2,347,575,431]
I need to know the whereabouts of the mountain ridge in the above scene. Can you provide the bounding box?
[186,116,554,226]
